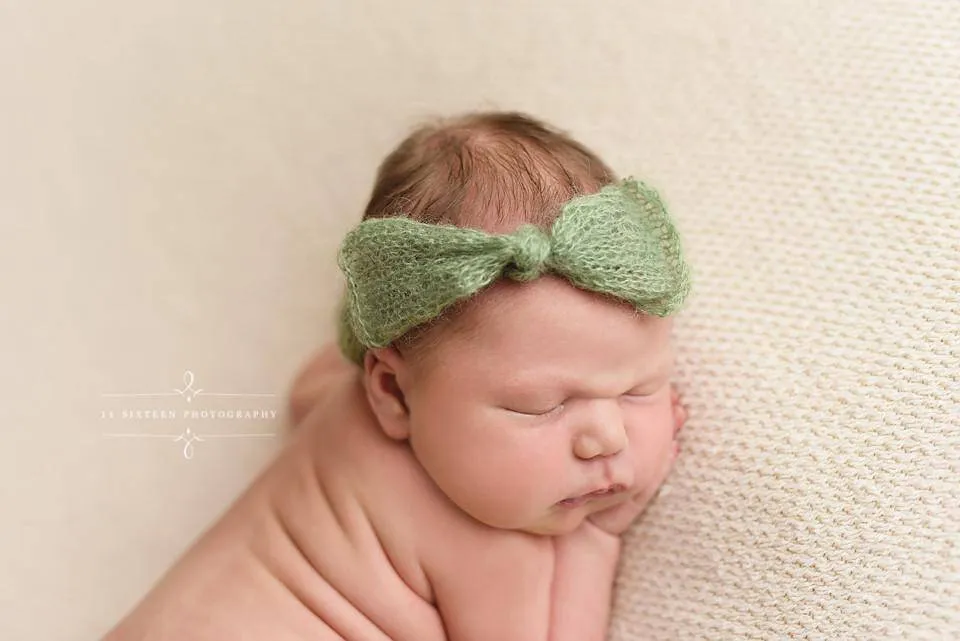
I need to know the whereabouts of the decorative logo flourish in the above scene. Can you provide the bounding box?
[101,370,276,403]
[174,371,202,403]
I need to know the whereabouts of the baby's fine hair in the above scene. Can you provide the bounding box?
[362,111,617,232]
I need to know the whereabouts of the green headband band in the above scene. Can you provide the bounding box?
[336,177,692,364]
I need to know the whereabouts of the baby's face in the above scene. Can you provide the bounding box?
[399,276,677,536]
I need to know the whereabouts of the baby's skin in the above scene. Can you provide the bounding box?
[102,276,688,641]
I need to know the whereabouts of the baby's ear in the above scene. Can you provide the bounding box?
[363,346,412,441]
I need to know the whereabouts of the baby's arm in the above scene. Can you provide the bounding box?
[427,530,552,640]
[549,522,622,640]
[426,524,620,641]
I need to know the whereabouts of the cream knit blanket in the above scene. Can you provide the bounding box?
[611,2,960,635]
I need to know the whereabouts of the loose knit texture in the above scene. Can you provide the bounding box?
[336,178,692,364]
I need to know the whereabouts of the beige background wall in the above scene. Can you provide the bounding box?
[2,1,958,639]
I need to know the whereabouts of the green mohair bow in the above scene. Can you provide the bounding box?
[336,177,692,364]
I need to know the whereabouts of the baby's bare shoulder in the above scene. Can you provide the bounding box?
[305,373,551,594]
[293,371,556,640]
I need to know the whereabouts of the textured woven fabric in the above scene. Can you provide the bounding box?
[336,178,692,364]
[604,4,960,638]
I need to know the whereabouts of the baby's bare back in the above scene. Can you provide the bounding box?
[102,370,551,641]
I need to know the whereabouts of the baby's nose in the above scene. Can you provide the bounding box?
[573,423,627,460]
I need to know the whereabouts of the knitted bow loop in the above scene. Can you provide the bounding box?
[549,178,691,316]
[338,218,508,350]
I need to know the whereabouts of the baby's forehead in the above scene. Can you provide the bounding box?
[451,318,673,383]
[416,276,673,384]
[464,346,673,397]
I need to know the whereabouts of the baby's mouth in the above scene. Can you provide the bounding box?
[557,483,627,508]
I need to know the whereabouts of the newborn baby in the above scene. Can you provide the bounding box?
[102,111,692,641]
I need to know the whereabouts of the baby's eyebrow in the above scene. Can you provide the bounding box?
[640,361,675,384]
[505,363,671,397]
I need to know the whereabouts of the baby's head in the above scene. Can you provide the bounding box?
[339,112,689,535]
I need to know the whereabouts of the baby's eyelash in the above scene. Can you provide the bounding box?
[623,381,669,398]
[512,403,565,416]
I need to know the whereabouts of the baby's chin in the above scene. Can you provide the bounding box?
[462,493,628,536]
[515,501,614,537]
[474,511,584,537]
[518,521,582,536]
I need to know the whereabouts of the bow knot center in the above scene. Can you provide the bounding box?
[503,225,551,282]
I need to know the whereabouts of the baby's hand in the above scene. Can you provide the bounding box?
[586,385,687,537]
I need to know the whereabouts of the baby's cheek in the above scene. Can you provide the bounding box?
[625,401,675,466]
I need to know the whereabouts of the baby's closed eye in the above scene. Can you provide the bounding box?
[504,386,666,415]
[622,380,671,400]
[503,401,566,416]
